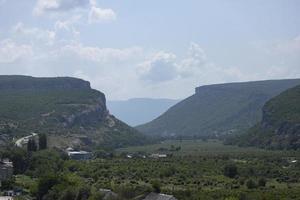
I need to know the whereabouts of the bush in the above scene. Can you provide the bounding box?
[224,164,238,178]
[151,180,161,193]
[246,179,257,189]
[258,178,266,187]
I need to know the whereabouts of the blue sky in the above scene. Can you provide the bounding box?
[0,0,299,100]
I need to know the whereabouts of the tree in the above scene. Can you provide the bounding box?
[246,179,257,189]
[258,178,266,187]
[39,133,47,150]
[151,180,161,193]
[27,139,37,152]
[224,164,238,178]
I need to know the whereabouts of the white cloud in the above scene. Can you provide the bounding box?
[12,22,56,46]
[88,6,116,23]
[34,0,89,16]
[59,43,142,63]
[0,39,33,63]
[138,52,177,82]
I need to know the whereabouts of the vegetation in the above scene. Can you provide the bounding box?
[0,75,147,149]
[137,79,300,138]
[1,140,300,200]
[227,84,300,150]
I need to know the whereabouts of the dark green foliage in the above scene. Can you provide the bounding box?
[38,133,47,150]
[246,179,257,189]
[230,84,300,149]
[27,139,37,152]
[224,164,238,178]
[258,178,266,187]
[137,79,300,137]
[37,174,60,200]
[151,180,161,193]
[0,75,147,149]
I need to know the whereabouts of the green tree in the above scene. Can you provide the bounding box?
[246,179,257,189]
[224,164,238,178]
[27,139,37,152]
[151,180,161,193]
[39,133,47,150]
[258,178,266,187]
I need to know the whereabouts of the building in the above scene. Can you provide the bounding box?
[150,154,167,159]
[0,159,13,181]
[143,193,177,200]
[66,148,92,160]
[0,197,14,200]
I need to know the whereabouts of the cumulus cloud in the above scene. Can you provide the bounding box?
[34,0,89,16]
[138,52,177,82]
[88,6,116,23]
[12,22,56,46]
[0,39,33,63]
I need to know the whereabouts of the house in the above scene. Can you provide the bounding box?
[0,197,14,200]
[66,148,92,160]
[150,154,167,159]
[67,151,92,160]
[143,192,177,200]
[0,159,13,181]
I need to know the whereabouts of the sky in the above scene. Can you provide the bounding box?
[0,0,299,100]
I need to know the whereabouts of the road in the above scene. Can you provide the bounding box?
[15,132,38,147]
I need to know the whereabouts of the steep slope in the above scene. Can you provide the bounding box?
[107,98,180,126]
[0,75,145,149]
[137,79,300,137]
[228,84,300,149]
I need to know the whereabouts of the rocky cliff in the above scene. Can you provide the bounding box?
[0,75,146,149]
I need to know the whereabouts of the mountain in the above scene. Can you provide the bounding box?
[227,84,300,149]
[136,79,300,138]
[107,98,180,126]
[0,75,146,149]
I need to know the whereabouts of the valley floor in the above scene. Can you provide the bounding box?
[1,140,300,200]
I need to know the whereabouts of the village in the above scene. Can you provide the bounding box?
[0,133,176,200]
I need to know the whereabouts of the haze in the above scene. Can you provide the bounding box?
[0,0,299,100]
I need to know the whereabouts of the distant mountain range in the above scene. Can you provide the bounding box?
[0,75,146,149]
[227,84,300,149]
[136,79,300,138]
[107,98,180,126]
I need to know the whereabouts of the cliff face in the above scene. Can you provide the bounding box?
[0,75,145,149]
[230,85,300,149]
[137,79,300,138]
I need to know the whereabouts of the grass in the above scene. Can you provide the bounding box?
[116,139,294,157]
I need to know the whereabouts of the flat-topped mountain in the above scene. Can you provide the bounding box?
[0,75,145,149]
[136,79,300,138]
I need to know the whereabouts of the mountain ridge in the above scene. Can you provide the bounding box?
[137,79,300,137]
[0,75,146,149]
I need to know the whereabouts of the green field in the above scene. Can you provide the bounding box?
[117,139,296,157]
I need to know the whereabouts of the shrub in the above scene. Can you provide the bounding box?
[258,178,266,187]
[224,164,238,178]
[246,179,257,189]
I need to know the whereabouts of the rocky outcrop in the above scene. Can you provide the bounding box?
[0,75,146,149]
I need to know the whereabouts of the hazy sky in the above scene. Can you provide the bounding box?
[0,0,299,100]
